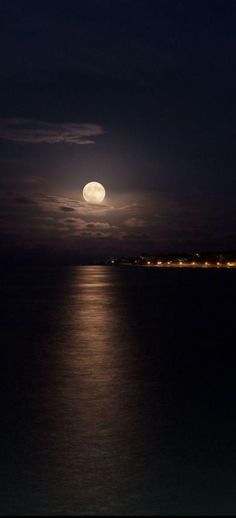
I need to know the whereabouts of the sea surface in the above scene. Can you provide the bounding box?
[0,265,236,515]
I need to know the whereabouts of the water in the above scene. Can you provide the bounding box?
[0,266,236,515]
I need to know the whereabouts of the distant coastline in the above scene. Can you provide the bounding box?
[106,252,236,269]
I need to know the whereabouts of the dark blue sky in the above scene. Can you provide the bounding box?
[0,0,235,262]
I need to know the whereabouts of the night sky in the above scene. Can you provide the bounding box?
[0,0,236,263]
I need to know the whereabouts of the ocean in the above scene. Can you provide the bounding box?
[0,266,236,515]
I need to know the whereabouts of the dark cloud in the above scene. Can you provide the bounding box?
[60,206,75,212]
[124,217,148,228]
[0,118,105,145]
[13,196,38,205]
[86,222,112,229]
[21,176,46,185]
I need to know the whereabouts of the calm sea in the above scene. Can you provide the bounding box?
[0,266,236,515]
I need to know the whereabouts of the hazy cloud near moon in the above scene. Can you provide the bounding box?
[0,118,105,145]
[0,188,235,260]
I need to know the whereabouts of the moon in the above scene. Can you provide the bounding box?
[83,181,106,204]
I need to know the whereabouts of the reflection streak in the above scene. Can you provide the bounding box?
[44,266,142,513]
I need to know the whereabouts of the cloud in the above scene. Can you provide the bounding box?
[124,217,148,228]
[86,222,112,229]
[22,176,46,185]
[0,118,105,145]
[60,206,75,212]
[1,187,235,260]
[13,196,38,205]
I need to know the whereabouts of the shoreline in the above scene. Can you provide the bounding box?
[110,262,236,269]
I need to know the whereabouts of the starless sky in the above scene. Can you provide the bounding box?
[0,0,236,263]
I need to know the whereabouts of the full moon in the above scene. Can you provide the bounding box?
[83,181,106,204]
